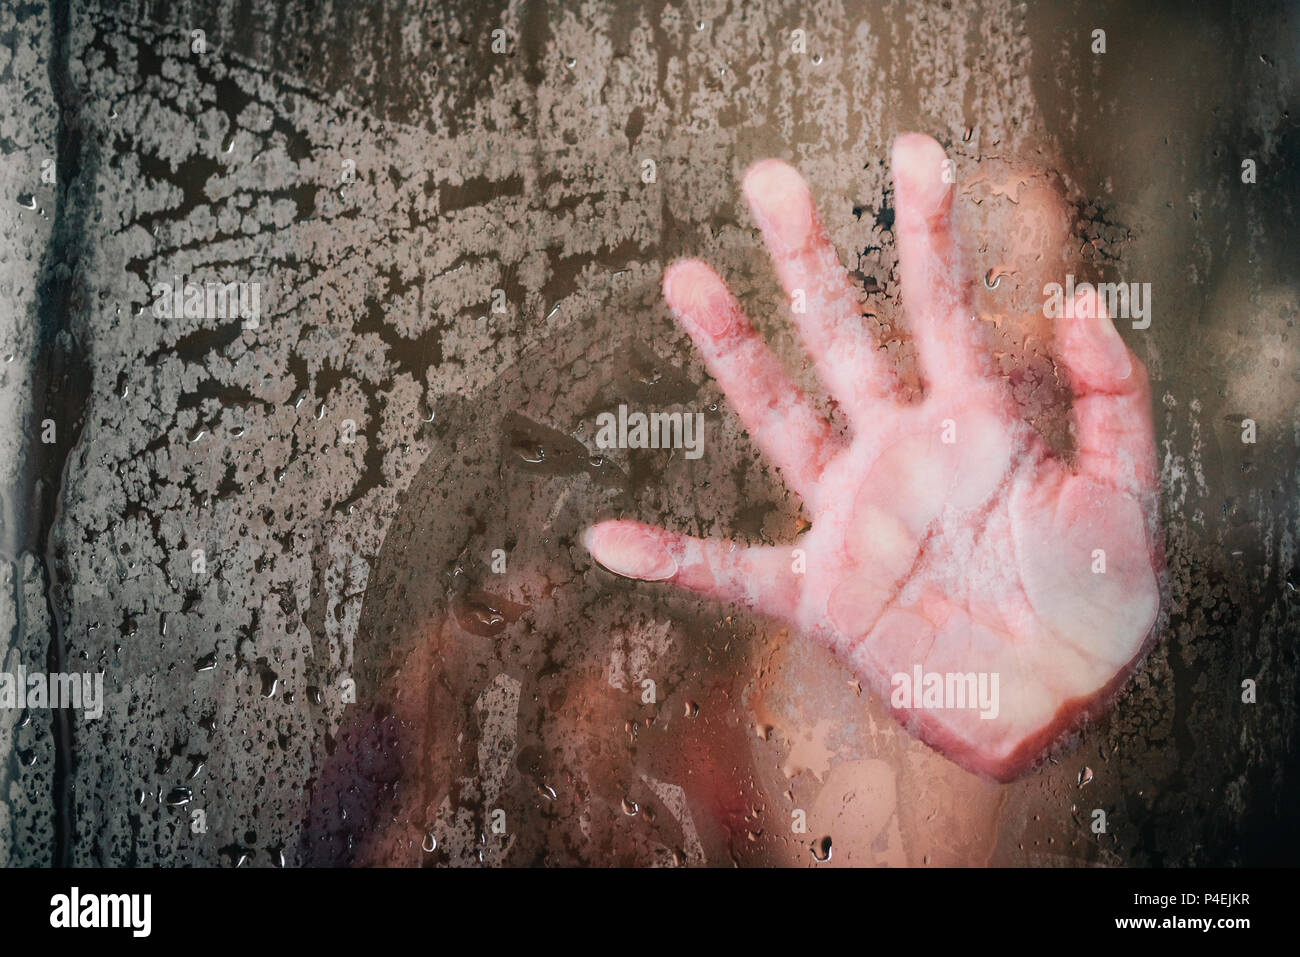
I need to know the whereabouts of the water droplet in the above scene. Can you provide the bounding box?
[695,20,705,31]
[811,836,833,862]
[257,659,279,698]
[812,53,823,65]
[621,797,639,816]
[983,268,1002,290]
[422,832,438,852]
[683,700,699,718]
[755,723,773,741]
[16,193,37,210]
[565,57,576,68]
[514,441,545,464]
[962,125,974,142]
[165,786,193,807]
[1078,766,1094,787]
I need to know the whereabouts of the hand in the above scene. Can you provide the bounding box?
[584,134,1162,782]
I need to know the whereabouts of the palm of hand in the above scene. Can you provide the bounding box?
[586,135,1161,781]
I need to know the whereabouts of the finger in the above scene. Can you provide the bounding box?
[890,133,992,389]
[663,259,838,501]
[1058,288,1158,494]
[583,520,798,618]
[742,159,899,416]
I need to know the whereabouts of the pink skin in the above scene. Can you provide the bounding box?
[584,134,1162,782]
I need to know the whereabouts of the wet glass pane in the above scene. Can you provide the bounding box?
[0,0,1296,874]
